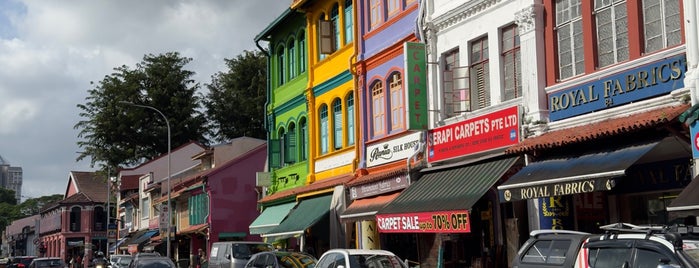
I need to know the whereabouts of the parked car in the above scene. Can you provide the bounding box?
[127,256,175,268]
[511,229,592,268]
[315,249,407,268]
[108,255,132,268]
[512,223,699,268]
[28,257,67,268]
[208,241,274,268]
[7,257,37,268]
[244,251,316,268]
[127,253,162,268]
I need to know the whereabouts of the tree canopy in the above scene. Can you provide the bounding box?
[75,52,209,169]
[204,50,267,142]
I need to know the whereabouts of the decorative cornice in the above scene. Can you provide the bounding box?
[515,4,537,34]
[433,0,503,32]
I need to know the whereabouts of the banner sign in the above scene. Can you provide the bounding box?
[428,106,519,162]
[366,132,422,167]
[499,177,615,202]
[376,210,470,233]
[404,42,428,130]
[349,176,409,200]
[548,54,686,121]
[538,196,575,230]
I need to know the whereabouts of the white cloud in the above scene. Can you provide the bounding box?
[0,0,288,199]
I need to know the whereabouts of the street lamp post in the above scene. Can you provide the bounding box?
[118,101,172,258]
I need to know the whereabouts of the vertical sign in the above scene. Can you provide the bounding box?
[538,196,574,230]
[405,42,428,130]
[159,204,169,234]
[692,122,699,158]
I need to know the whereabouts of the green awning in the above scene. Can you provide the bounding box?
[249,202,297,235]
[262,195,332,239]
[218,232,246,239]
[379,157,520,215]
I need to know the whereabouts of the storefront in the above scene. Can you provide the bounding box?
[340,166,408,252]
[254,174,351,255]
[376,156,520,268]
[498,52,693,234]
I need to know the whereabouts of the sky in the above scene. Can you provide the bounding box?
[0,0,288,200]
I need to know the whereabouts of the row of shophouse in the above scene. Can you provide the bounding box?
[6,0,699,267]
[251,0,699,267]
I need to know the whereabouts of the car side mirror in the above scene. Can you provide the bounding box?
[337,266,345,268]
[225,254,231,260]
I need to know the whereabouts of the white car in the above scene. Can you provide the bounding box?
[315,249,407,268]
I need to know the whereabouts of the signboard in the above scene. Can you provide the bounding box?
[404,42,428,130]
[159,205,169,233]
[428,106,519,162]
[349,176,409,200]
[376,210,470,233]
[538,196,574,230]
[549,54,686,121]
[499,177,615,202]
[366,132,422,167]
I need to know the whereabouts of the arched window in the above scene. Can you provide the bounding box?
[318,13,328,60]
[70,207,81,232]
[331,4,341,50]
[286,123,297,164]
[299,31,306,72]
[299,117,308,160]
[278,46,285,85]
[94,206,106,231]
[371,80,385,136]
[346,92,355,145]
[344,0,353,44]
[389,72,404,130]
[319,105,329,154]
[370,0,383,30]
[288,39,296,79]
[333,98,343,150]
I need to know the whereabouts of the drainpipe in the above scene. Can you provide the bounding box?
[350,0,361,171]
[256,36,272,163]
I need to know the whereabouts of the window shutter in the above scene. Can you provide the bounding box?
[270,138,281,168]
[320,20,334,54]
[285,132,297,163]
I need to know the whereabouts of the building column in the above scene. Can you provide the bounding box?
[515,4,548,135]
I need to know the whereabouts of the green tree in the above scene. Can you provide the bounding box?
[0,188,17,205]
[0,202,20,232]
[18,194,64,216]
[75,52,209,169]
[204,50,267,142]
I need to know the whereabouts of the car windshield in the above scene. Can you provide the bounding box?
[118,257,133,265]
[278,253,316,268]
[232,244,273,259]
[34,260,65,268]
[349,254,404,268]
[684,240,699,265]
[135,259,174,268]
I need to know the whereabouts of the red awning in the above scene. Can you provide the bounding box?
[340,192,400,222]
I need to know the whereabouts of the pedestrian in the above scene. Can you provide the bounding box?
[197,248,206,268]
[76,255,82,268]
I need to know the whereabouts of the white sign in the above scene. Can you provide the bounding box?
[315,150,355,173]
[159,205,169,231]
[366,132,422,167]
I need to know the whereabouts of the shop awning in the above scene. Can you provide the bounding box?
[380,156,520,215]
[497,137,688,202]
[249,202,297,235]
[340,192,400,222]
[177,223,208,236]
[127,230,158,246]
[119,229,150,249]
[262,194,332,239]
[667,176,699,211]
[109,237,128,253]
